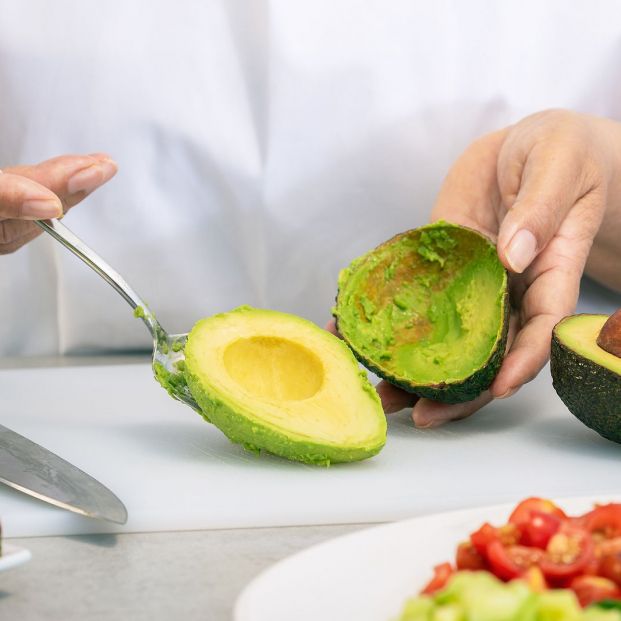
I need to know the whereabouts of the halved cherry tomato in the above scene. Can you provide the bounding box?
[582,554,600,576]
[540,526,595,585]
[597,537,621,558]
[570,575,621,607]
[518,510,562,549]
[487,541,543,581]
[509,497,567,525]
[470,523,518,558]
[421,562,454,595]
[598,550,621,587]
[583,505,621,540]
[470,523,499,557]
[456,541,487,571]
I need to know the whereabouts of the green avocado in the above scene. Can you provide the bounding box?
[183,306,386,466]
[551,314,621,444]
[334,221,509,403]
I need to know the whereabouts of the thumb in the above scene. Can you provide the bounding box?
[496,144,594,274]
[0,171,63,220]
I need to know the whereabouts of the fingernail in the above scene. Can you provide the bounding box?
[22,198,62,218]
[495,386,518,399]
[67,161,117,195]
[413,417,441,429]
[88,152,115,163]
[505,229,537,273]
[414,422,442,429]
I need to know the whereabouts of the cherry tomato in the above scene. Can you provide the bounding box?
[456,541,487,571]
[540,526,595,585]
[509,497,567,525]
[421,562,454,595]
[570,575,621,607]
[519,510,562,549]
[470,523,518,558]
[583,505,621,540]
[599,551,621,587]
[582,554,600,576]
[597,537,621,558]
[487,541,543,581]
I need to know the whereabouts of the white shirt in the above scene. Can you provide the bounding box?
[0,0,620,355]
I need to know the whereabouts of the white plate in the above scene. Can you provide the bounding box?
[0,543,32,572]
[235,495,621,621]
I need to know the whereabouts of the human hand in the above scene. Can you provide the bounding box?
[341,109,621,427]
[0,153,117,254]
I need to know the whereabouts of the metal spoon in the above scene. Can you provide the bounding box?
[35,218,201,413]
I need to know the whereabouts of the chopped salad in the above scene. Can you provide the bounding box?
[398,497,621,620]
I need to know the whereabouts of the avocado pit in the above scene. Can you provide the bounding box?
[596,308,621,358]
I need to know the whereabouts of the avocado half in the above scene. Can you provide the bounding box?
[551,314,621,443]
[183,306,386,465]
[334,221,509,403]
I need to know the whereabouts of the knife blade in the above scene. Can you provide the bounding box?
[0,424,127,524]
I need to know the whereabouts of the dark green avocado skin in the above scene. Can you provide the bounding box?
[551,332,621,443]
[335,288,510,404]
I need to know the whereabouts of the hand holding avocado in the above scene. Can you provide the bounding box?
[0,154,117,254]
[359,110,621,427]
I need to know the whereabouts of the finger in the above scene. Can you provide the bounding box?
[491,225,590,397]
[6,153,117,211]
[490,271,575,398]
[325,318,340,336]
[496,138,602,274]
[490,314,555,399]
[484,310,521,399]
[375,381,419,413]
[0,172,63,220]
[0,221,42,255]
[431,129,508,238]
[412,390,494,428]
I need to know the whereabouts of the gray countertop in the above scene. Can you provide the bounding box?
[2,524,367,620]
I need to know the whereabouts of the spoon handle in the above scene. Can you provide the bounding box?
[35,218,164,340]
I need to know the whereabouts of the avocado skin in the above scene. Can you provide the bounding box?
[336,289,510,403]
[184,362,386,467]
[551,325,621,444]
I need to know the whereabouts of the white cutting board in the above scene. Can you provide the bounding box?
[0,357,620,538]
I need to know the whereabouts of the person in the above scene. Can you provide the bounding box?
[0,154,117,253]
[1,2,620,426]
[361,110,621,427]
[4,109,621,427]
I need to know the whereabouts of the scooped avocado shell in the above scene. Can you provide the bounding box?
[334,221,509,403]
[183,306,386,465]
[551,313,621,444]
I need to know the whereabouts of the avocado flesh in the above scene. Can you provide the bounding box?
[334,221,509,403]
[551,314,621,444]
[184,306,386,465]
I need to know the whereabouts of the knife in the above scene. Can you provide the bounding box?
[0,424,127,524]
